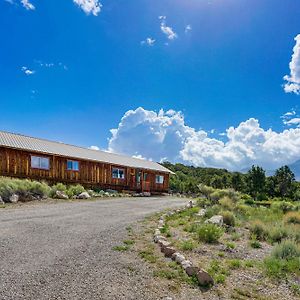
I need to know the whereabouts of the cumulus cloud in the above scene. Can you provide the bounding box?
[21,66,35,75]
[21,0,35,10]
[141,37,155,46]
[159,16,177,40]
[284,34,300,94]
[108,107,300,171]
[73,0,102,16]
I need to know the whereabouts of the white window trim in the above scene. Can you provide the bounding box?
[112,168,125,179]
[31,155,50,170]
[155,175,164,184]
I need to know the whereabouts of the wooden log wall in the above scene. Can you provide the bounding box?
[0,147,169,193]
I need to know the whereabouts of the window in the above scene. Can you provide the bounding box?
[143,173,148,181]
[67,160,79,171]
[112,168,125,179]
[155,175,164,184]
[31,156,50,170]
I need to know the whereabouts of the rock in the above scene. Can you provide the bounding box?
[0,196,4,204]
[9,194,19,203]
[163,246,176,258]
[158,240,171,249]
[55,190,69,200]
[205,215,223,226]
[154,229,161,236]
[195,269,214,286]
[172,252,185,264]
[185,266,199,277]
[197,209,206,217]
[142,192,151,197]
[181,260,192,269]
[78,192,91,199]
[153,235,166,243]
[158,219,164,226]
[186,200,194,208]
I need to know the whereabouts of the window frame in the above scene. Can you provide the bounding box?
[30,155,50,170]
[112,167,125,180]
[155,175,164,184]
[66,160,80,171]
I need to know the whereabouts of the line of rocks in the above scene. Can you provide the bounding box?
[153,201,214,287]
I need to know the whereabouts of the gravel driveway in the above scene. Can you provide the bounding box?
[0,197,186,300]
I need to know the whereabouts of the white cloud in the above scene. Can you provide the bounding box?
[284,34,300,94]
[108,107,300,171]
[89,145,100,150]
[73,0,102,16]
[159,16,177,40]
[141,37,155,46]
[185,25,192,34]
[21,0,35,10]
[284,118,300,127]
[21,66,35,75]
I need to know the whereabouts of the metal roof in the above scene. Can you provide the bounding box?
[0,131,174,174]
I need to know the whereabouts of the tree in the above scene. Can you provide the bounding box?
[246,165,266,199]
[231,173,245,192]
[274,166,295,198]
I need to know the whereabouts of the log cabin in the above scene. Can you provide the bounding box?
[0,131,174,193]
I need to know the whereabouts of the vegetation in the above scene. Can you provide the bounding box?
[162,162,300,201]
[197,224,224,243]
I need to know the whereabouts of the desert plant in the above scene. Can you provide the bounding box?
[219,196,234,211]
[179,240,197,251]
[221,211,236,227]
[249,220,266,241]
[197,224,224,243]
[267,224,288,243]
[271,240,300,260]
[284,212,300,225]
[66,184,86,198]
[271,201,295,213]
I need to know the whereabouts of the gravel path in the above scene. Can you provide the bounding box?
[0,197,186,300]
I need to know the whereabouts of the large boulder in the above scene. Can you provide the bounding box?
[163,246,176,258]
[9,194,19,203]
[205,215,223,226]
[55,190,69,200]
[195,269,214,286]
[78,192,91,199]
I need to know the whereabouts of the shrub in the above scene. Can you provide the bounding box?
[179,240,197,251]
[67,184,86,198]
[249,220,266,241]
[227,259,241,269]
[225,242,236,249]
[196,197,211,208]
[271,201,295,213]
[219,197,234,211]
[197,224,224,243]
[249,239,262,249]
[221,211,236,227]
[284,212,300,225]
[205,205,221,219]
[0,177,51,201]
[271,240,300,260]
[267,224,288,244]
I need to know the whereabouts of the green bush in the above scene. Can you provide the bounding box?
[205,205,221,218]
[249,220,266,241]
[197,224,224,243]
[284,212,300,225]
[66,184,86,198]
[264,240,300,278]
[219,197,234,211]
[178,240,197,251]
[271,201,295,213]
[50,183,67,197]
[221,211,236,227]
[271,240,300,260]
[196,197,211,208]
[267,224,288,244]
[249,239,262,249]
[0,177,51,201]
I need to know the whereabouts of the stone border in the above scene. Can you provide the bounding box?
[153,201,214,287]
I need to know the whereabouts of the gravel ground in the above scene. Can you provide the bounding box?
[0,197,186,300]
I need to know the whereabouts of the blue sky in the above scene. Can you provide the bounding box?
[1,0,300,170]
